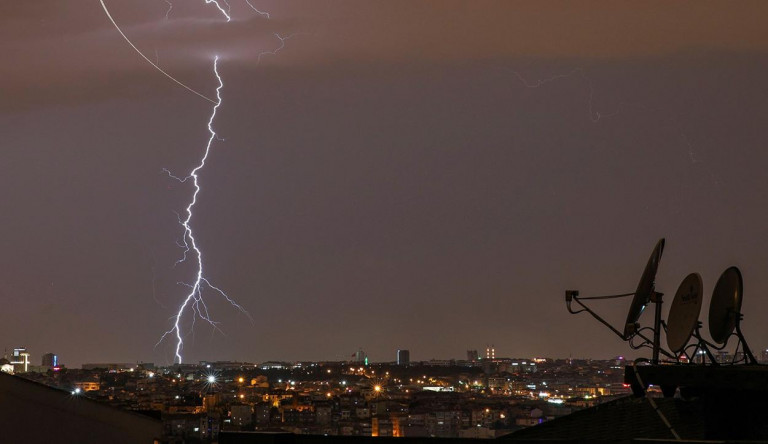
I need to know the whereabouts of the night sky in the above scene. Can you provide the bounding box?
[3,1,768,367]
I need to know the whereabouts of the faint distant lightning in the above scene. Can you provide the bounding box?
[258,33,297,64]
[511,68,581,88]
[164,0,173,20]
[157,57,252,363]
[99,0,217,104]
[510,68,619,123]
[511,66,722,193]
[244,0,270,19]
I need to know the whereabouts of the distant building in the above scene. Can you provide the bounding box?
[467,350,479,361]
[42,352,57,368]
[259,361,289,370]
[229,404,253,427]
[81,363,135,371]
[138,362,155,371]
[352,349,367,364]
[10,348,30,373]
[74,381,101,392]
[397,349,410,366]
[485,345,495,360]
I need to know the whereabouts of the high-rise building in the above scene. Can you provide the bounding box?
[467,350,479,361]
[397,349,410,366]
[485,345,495,360]
[42,353,58,368]
[11,347,30,373]
[353,349,367,364]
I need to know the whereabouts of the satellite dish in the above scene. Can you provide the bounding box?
[624,238,665,339]
[666,273,703,353]
[708,266,743,344]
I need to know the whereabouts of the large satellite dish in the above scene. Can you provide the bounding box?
[666,273,703,353]
[708,266,743,344]
[623,238,665,339]
[565,238,673,364]
[565,242,760,371]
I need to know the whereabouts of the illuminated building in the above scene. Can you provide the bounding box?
[229,405,253,427]
[10,347,30,373]
[73,381,101,392]
[259,361,289,370]
[397,349,410,366]
[41,352,57,368]
[485,345,495,360]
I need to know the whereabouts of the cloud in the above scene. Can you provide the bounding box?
[3,0,768,111]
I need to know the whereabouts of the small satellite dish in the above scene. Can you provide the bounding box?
[666,273,703,353]
[624,238,665,339]
[708,266,743,344]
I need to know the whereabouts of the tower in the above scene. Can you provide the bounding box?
[396,349,410,366]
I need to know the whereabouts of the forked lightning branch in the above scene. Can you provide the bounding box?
[99,0,267,363]
[158,56,252,364]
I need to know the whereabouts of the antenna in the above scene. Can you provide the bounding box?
[565,238,673,363]
[566,244,767,406]
[708,267,757,364]
[665,273,703,354]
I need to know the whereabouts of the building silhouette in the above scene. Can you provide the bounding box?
[396,349,410,366]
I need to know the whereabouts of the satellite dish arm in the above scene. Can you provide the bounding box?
[566,291,627,340]
[630,328,676,359]
[734,317,758,364]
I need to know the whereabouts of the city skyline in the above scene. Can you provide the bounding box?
[3,1,768,366]
[5,341,767,370]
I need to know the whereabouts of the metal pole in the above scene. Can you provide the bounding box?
[652,292,663,364]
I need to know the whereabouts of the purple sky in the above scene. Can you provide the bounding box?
[3,1,768,366]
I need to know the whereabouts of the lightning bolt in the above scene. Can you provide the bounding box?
[258,33,298,64]
[205,0,231,21]
[157,56,253,364]
[101,0,294,364]
[244,0,270,19]
[509,67,619,123]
